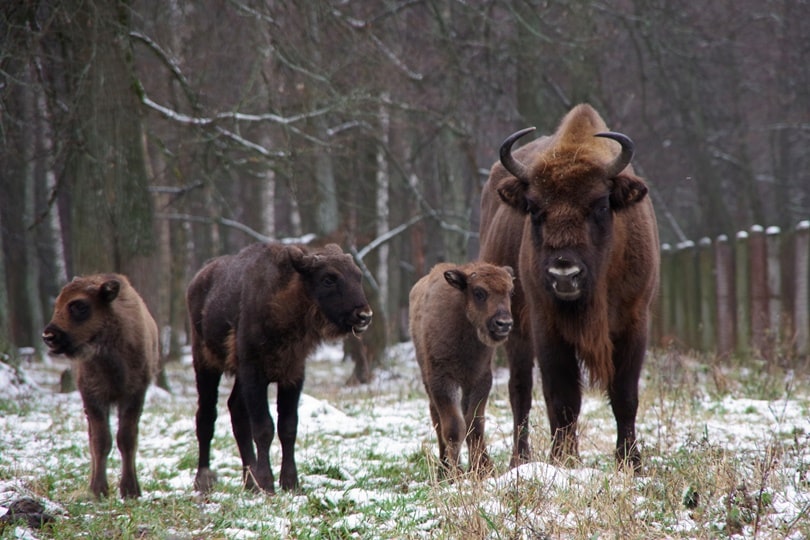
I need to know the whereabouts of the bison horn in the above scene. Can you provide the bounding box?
[499,127,536,182]
[595,131,635,177]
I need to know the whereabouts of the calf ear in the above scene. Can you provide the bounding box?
[99,280,121,303]
[288,246,314,273]
[610,174,648,210]
[502,265,515,278]
[497,178,529,213]
[443,269,468,291]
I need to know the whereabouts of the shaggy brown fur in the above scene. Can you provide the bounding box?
[409,262,514,477]
[479,104,659,470]
[42,274,159,498]
[187,242,372,494]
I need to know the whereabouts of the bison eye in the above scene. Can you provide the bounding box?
[473,287,487,302]
[68,300,91,322]
[321,274,338,288]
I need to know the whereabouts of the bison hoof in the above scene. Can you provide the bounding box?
[119,481,141,499]
[616,449,642,474]
[194,467,218,493]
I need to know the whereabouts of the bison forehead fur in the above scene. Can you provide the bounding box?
[479,103,659,470]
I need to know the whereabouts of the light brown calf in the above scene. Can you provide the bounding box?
[42,274,159,499]
[409,262,514,477]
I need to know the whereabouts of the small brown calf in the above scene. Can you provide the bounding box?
[42,274,159,499]
[409,262,514,476]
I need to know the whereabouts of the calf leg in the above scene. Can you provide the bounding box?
[505,336,534,467]
[427,381,464,476]
[609,328,646,471]
[427,400,446,465]
[193,365,221,492]
[238,368,275,494]
[227,379,258,489]
[277,379,303,492]
[117,392,146,498]
[83,400,112,498]
[537,336,581,465]
[462,370,493,475]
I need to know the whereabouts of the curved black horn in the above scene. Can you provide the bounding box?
[499,127,536,181]
[595,131,635,177]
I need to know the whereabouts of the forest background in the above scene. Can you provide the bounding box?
[1,0,809,372]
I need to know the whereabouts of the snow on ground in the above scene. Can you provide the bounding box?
[1,342,809,538]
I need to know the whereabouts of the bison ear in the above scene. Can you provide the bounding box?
[610,174,648,210]
[496,178,529,213]
[443,269,468,291]
[99,280,121,303]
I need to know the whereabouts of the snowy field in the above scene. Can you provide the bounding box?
[1,343,809,539]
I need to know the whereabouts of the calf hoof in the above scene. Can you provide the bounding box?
[470,456,495,478]
[616,448,642,474]
[549,452,581,469]
[508,452,531,469]
[119,479,141,499]
[194,467,218,493]
[243,467,275,495]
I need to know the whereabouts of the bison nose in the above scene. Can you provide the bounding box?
[353,309,373,335]
[42,325,61,347]
[494,317,513,335]
[548,258,584,300]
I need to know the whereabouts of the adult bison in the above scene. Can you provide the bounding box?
[479,104,659,470]
[42,274,159,498]
[187,242,372,494]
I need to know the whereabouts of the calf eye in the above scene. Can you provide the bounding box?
[473,287,487,302]
[68,300,91,322]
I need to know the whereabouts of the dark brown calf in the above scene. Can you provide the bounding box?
[409,262,514,476]
[42,274,159,498]
[187,242,372,494]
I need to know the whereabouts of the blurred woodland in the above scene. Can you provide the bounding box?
[2,1,809,371]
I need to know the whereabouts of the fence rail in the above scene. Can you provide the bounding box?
[653,220,810,359]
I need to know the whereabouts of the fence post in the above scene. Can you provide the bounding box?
[795,221,810,357]
[749,225,769,357]
[766,227,783,356]
[715,234,735,358]
[698,237,716,352]
[675,241,699,349]
[657,243,675,347]
[734,230,751,356]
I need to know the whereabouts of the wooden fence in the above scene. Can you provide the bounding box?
[653,220,810,359]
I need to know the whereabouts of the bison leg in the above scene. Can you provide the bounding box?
[193,365,221,493]
[505,336,534,467]
[608,329,646,471]
[427,382,464,477]
[277,380,303,492]
[238,371,276,494]
[537,336,581,466]
[227,379,259,490]
[83,400,112,498]
[116,392,146,498]
[462,371,493,476]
